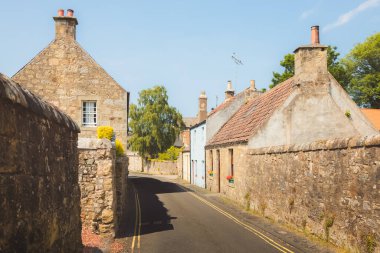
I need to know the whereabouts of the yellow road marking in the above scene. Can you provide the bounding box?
[131,185,142,253]
[178,185,295,253]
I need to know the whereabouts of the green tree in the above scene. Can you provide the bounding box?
[129,86,185,162]
[270,46,346,88]
[341,32,380,108]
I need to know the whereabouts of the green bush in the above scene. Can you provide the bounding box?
[157,146,182,161]
[97,126,114,140]
[115,139,125,157]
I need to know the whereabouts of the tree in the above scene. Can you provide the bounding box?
[128,86,185,161]
[270,46,345,88]
[341,32,380,108]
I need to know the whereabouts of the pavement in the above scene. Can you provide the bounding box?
[122,172,337,253]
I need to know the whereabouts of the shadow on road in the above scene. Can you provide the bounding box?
[117,176,184,238]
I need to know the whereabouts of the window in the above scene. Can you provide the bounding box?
[229,149,234,176]
[82,101,97,127]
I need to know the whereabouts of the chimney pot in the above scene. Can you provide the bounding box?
[250,80,256,90]
[58,9,64,17]
[67,9,74,17]
[311,25,320,44]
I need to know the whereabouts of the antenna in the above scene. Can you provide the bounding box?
[216,95,219,107]
[231,52,243,86]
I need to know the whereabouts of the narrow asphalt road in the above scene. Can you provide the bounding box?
[125,174,302,253]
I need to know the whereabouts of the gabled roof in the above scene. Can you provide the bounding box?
[208,91,244,117]
[361,108,380,130]
[183,117,198,128]
[207,77,294,147]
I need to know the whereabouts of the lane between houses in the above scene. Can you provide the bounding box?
[127,173,298,253]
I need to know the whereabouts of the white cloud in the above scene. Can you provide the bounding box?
[323,0,380,32]
[300,9,314,20]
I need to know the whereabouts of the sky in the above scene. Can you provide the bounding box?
[0,0,379,117]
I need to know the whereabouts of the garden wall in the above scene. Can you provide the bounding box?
[225,136,380,252]
[144,160,178,175]
[78,138,128,236]
[0,74,82,252]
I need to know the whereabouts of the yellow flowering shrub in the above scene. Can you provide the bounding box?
[97,126,114,140]
[115,139,125,157]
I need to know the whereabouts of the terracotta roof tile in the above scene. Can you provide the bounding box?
[361,108,380,130]
[207,78,295,147]
[208,89,247,117]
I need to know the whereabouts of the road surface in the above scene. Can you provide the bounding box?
[122,174,314,253]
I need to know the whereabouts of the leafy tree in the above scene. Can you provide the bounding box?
[341,32,380,108]
[129,86,185,163]
[270,46,345,88]
[270,54,294,88]
[157,146,183,161]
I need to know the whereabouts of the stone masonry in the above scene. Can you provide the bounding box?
[207,136,380,252]
[0,73,82,252]
[12,10,129,147]
[78,138,128,236]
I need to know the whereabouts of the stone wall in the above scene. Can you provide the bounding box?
[78,138,128,236]
[126,150,143,172]
[0,74,82,252]
[145,160,178,175]
[209,136,380,252]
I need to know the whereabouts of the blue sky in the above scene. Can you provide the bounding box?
[0,0,379,116]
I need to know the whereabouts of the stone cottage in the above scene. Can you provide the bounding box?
[205,26,380,251]
[12,9,130,147]
[205,80,261,191]
[206,26,377,194]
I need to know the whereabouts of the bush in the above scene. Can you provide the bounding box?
[157,146,182,161]
[115,139,125,157]
[97,126,114,140]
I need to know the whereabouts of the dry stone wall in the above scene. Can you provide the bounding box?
[0,74,82,252]
[211,136,380,252]
[78,138,128,236]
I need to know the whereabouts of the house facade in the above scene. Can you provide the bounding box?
[205,80,261,191]
[190,120,206,188]
[12,9,129,147]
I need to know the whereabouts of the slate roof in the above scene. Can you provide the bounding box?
[207,77,295,147]
[361,108,380,130]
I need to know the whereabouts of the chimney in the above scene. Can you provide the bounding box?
[250,80,256,91]
[225,80,235,100]
[53,8,78,40]
[198,91,207,122]
[311,25,320,44]
[294,25,328,84]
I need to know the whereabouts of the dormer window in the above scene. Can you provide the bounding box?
[82,101,97,127]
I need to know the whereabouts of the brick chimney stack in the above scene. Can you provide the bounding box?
[225,81,235,100]
[53,9,78,40]
[294,25,328,85]
[250,80,256,91]
[198,91,207,122]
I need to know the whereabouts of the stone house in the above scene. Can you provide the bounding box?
[12,9,130,147]
[204,26,380,250]
[205,26,378,195]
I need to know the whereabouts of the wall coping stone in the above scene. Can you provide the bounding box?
[78,138,113,150]
[248,134,380,155]
[0,73,80,132]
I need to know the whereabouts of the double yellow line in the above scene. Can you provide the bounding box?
[180,186,295,253]
[131,184,141,253]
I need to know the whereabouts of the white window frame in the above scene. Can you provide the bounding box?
[82,101,97,127]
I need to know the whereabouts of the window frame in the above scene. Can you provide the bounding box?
[82,100,97,127]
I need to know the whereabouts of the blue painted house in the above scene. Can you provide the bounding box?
[190,120,206,188]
